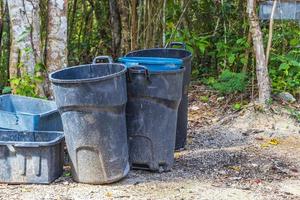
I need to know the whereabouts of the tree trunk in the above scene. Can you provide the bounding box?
[46,0,68,72]
[0,1,3,56]
[247,0,271,105]
[109,0,121,58]
[7,0,42,77]
[117,0,130,55]
[45,0,68,96]
[145,0,151,48]
[130,0,138,50]
[265,0,277,66]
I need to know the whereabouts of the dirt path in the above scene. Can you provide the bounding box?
[1,85,299,200]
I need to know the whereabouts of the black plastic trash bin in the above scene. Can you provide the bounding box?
[126,63,184,172]
[49,59,129,184]
[125,42,192,150]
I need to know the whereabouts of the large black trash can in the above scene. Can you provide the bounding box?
[126,64,184,172]
[49,61,129,184]
[125,42,192,150]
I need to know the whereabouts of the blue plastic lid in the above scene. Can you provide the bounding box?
[118,57,183,71]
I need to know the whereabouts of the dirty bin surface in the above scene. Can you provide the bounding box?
[126,65,184,172]
[50,63,129,184]
[125,47,192,150]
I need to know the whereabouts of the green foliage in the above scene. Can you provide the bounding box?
[2,86,11,94]
[0,0,298,99]
[287,108,300,123]
[9,62,45,97]
[232,103,242,111]
[269,51,300,96]
[212,70,248,94]
[199,95,209,103]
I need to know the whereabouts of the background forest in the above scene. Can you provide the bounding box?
[0,0,299,101]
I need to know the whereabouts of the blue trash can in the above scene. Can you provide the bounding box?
[0,95,63,131]
[119,57,184,172]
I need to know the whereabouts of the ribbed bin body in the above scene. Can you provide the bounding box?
[0,130,64,184]
[50,64,129,184]
[125,48,192,150]
[126,66,184,171]
[0,95,63,131]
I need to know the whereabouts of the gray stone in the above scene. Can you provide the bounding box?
[278,92,296,103]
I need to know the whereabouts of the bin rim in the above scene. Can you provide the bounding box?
[49,63,127,84]
[0,130,64,147]
[125,47,193,59]
[0,94,59,117]
[118,56,183,65]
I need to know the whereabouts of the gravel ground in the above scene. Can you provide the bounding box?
[0,87,299,200]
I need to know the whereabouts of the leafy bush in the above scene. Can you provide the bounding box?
[269,52,300,96]
[9,62,45,97]
[212,70,248,94]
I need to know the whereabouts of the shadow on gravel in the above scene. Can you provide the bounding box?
[55,127,299,188]
[114,127,299,187]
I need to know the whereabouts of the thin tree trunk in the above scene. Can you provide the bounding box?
[143,0,147,48]
[68,0,77,49]
[117,0,130,55]
[109,0,121,58]
[145,0,151,48]
[265,0,277,66]
[247,0,271,105]
[162,0,166,46]
[45,0,68,96]
[0,1,3,56]
[7,0,42,77]
[4,1,10,81]
[83,1,93,63]
[137,0,142,48]
[130,0,138,50]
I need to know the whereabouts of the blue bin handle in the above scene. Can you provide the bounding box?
[167,42,186,49]
[93,56,113,64]
[127,65,150,82]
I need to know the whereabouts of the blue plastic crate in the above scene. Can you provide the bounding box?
[0,95,63,131]
[0,130,64,184]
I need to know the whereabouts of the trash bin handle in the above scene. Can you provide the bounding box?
[166,42,186,49]
[92,56,113,64]
[127,65,150,82]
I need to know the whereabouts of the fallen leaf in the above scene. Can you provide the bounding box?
[21,188,31,192]
[63,172,71,177]
[228,166,241,171]
[261,143,269,148]
[261,138,280,148]
[268,138,279,145]
[106,192,113,197]
[174,152,184,159]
